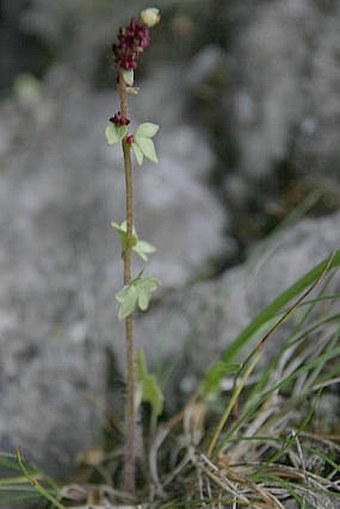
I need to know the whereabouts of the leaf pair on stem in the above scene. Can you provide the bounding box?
[105,121,159,165]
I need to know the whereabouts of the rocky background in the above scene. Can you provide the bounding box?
[0,0,339,487]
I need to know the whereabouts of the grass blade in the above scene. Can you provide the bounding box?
[201,250,339,397]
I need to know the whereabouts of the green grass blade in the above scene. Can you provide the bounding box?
[206,347,263,458]
[201,250,339,397]
[15,449,66,509]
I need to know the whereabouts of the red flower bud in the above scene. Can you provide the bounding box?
[112,16,153,72]
[110,111,130,126]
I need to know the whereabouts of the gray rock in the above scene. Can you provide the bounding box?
[229,0,308,179]
[226,0,340,183]
[186,1,340,232]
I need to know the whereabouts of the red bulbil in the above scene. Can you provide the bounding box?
[110,111,130,126]
[126,135,134,145]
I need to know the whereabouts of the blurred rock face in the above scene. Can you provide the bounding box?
[0,0,339,484]
[184,0,340,241]
[225,0,340,206]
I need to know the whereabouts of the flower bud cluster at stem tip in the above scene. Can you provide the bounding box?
[112,8,160,72]
[112,18,149,71]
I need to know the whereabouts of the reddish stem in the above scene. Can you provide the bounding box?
[118,71,136,493]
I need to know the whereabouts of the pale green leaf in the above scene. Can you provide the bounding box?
[126,86,139,95]
[115,285,130,303]
[135,122,159,138]
[137,288,151,311]
[111,221,126,248]
[137,240,156,254]
[115,273,160,320]
[133,240,156,261]
[135,276,160,311]
[132,142,144,166]
[129,276,161,312]
[111,221,156,260]
[105,124,128,145]
[121,69,134,86]
[113,220,137,236]
[115,285,138,320]
[111,221,120,231]
[135,350,164,420]
[135,136,158,163]
[140,276,161,294]
[111,220,138,250]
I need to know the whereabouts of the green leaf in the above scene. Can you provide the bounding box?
[111,221,125,247]
[137,289,150,311]
[135,122,159,138]
[111,221,138,250]
[16,449,66,509]
[135,136,158,163]
[126,86,139,95]
[132,122,159,164]
[115,285,138,321]
[135,276,160,311]
[105,124,128,145]
[132,142,144,166]
[135,350,164,421]
[133,240,156,261]
[115,274,160,320]
[121,69,134,86]
[111,221,155,260]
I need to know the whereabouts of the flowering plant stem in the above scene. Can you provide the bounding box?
[118,72,136,493]
[106,9,161,494]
